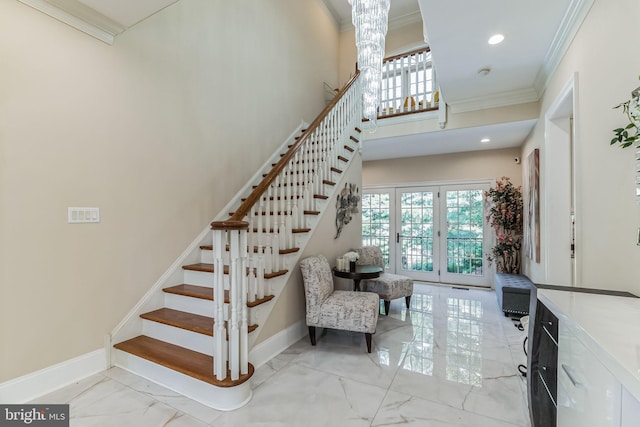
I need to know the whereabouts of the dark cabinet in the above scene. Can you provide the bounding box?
[529,299,558,427]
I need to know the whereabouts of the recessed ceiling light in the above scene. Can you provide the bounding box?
[488,34,505,45]
[478,67,491,76]
[481,138,491,143]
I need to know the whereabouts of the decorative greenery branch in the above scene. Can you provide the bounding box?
[611,75,640,149]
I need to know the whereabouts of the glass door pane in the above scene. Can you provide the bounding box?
[396,187,439,281]
[361,190,394,268]
[440,185,489,286]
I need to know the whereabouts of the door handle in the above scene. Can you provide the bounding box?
[396,232,400,243]
[561,364,583,388]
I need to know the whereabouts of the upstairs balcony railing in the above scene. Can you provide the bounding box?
[378,47,438,119]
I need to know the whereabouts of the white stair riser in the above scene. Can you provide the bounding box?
[113,350,252,411]
[142,319,214,356]
[200,249,214,264]
[164,293,214,318]
[183,270,218,287]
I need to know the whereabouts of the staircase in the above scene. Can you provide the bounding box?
[111,72,363,411]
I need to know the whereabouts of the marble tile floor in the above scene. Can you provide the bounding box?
[32,283,531,426]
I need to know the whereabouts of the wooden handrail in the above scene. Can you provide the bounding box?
[383,46,431,64]
[211,70,361,231]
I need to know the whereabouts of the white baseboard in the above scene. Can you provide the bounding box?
[0,349,106,403]
[249,320,307,369]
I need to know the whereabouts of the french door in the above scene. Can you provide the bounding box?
[362,183,490,287]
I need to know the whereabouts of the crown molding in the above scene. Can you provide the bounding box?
[447,87,539,114]
[18,0,125,44]
[339,9,422,32]
[388,10,422,31]
[534,0,595,97]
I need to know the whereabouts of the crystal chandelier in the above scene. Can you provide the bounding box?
[350,0,390,124]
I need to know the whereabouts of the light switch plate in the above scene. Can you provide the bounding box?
[68,207,100,223]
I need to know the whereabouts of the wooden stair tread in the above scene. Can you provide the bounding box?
[344,145,354,153]
[164,284,212,300]
[338,155,348,162]
[141,308,214,336]
[199,245,299,255]
[182,263,289,278]
[140,308,258,336]
[163,284,275,308]
[229,210,317,217]
[252,180,334,189]
[114,335,253,387]
[242,195,322,202]
[250,228,309,234]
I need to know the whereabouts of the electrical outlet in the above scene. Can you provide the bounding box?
[68,207,100,224]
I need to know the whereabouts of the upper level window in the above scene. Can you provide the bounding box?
[379,47,438,118]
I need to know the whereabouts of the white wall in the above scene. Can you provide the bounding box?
[521,0,640,293]
[0,0,339,382]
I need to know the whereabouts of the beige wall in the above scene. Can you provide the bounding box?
[521,0,640,293]
[0,0,338,382]
[257,154,363,342]
[363,148,523,187]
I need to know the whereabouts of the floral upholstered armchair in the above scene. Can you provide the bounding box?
[299,255,379,353]
[354,246,414,315]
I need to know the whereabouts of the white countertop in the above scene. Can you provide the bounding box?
[538,288,640,402]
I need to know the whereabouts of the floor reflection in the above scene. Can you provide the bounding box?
[32,283,530,427]
[446,297,483,386]
[398,292,485,386]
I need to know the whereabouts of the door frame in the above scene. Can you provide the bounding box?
[438,182,492,287]
[364,179,494,287]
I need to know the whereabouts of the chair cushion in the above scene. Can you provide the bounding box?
[314,290,379,333]
[363,273,413,300]
[354,246,384,269]
[300,255,334,324]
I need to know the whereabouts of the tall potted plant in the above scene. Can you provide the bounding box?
[485,177,523,274]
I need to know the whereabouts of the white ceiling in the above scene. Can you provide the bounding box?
[324,0,581,160]
[363,119,537,161]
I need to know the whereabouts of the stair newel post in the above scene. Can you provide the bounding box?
[212,228,228,380]
[229,229,241,380]
[239,228,249,376]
